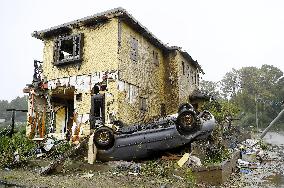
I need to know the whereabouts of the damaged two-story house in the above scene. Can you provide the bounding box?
[24,7,204,140]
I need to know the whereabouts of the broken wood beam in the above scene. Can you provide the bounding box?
[40,136,89,176]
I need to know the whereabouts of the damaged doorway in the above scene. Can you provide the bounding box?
[51,87,75,139]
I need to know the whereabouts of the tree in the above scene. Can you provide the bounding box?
[200,80,221,99]
[219,65,284,128]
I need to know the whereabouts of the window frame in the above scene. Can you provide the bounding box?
[139,97,147,111]
[129,36,138,63]
[153,50,159,65]
[53,33,83,66]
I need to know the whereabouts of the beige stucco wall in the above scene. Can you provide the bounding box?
[116,20,167,125]
[42,19,119,80]
[176,52,199,104]
[163,51,180,115]
[32,16,200,137]
[40,19,120,137]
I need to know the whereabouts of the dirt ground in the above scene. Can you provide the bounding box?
[0,159,195,188]
[0,131,283,188]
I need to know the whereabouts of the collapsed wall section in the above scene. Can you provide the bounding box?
[26,19,120,139]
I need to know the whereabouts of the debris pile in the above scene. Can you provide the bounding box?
[233,133,284,187]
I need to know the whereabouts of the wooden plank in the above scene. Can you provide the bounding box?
[40,136,89,176]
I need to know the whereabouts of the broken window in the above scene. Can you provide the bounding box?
[190,70,194,83]
[197,72,200,86]
[130,37,138,62]
[194,71,197,85]
[54,34,83,65]
[182,61,185,75]
[140,97,147,111]
[90,94,105,128]
[153,50,159,65]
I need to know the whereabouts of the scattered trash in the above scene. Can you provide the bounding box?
[240,169,252,174]
[14,150,20,162]
[43,138,55,152]
[81,173,94,178]
[177,153,190,167]
[172,174,184,180]
[187,155,202,167]
[128,172,138,176]
[36,153,45,158]
[108,161,141,174]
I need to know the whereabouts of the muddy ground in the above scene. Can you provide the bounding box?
[0,131,283,188]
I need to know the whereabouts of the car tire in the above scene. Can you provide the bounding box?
[176,111,198,134]
[94,126,115,150]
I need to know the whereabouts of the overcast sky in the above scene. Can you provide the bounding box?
[0,0,283,101]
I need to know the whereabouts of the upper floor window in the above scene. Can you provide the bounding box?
[53,34,83,66]
[130,37,138,62]
[153,50,159,65]
[182,61,185,75]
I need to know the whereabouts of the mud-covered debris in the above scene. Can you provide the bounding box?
[187,155,202,167]
[81,173,94,178]
[107,161,141,174]
[43,138,55,152]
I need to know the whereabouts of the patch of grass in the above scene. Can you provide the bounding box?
[141,160,173,178]
[184,168,196,186]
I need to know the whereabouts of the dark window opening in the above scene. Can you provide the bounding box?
[54,34,83,66]
[182,61,185,75]
[153,50,159,65]
[197,73,200,86]
[140,97,147,111]
[191,70,194,83]
[90,94,105,128]
[130,37,138,62]
[194,72,197,85]
[160,103,166,117]
[76,93,82,101]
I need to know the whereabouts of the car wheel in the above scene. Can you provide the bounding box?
[94,126,114,150]
[176,111,198,134]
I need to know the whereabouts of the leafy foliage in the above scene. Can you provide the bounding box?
[201,64,284,129]
[201,100,240,124]
[0,131,36,168]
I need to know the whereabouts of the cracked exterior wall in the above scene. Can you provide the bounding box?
[117,20,167,125]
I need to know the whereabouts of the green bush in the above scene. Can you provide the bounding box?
[141,160,173,177]
[0,132,36,168]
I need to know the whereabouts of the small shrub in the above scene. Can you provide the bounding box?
[0,132,36,168]
[204,144,231,165]
[141,160,173,178]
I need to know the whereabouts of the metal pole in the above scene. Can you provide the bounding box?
[260,109,284,139]
[255,95,259,131]
[6,109,28,137]
[9,110,15,137]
